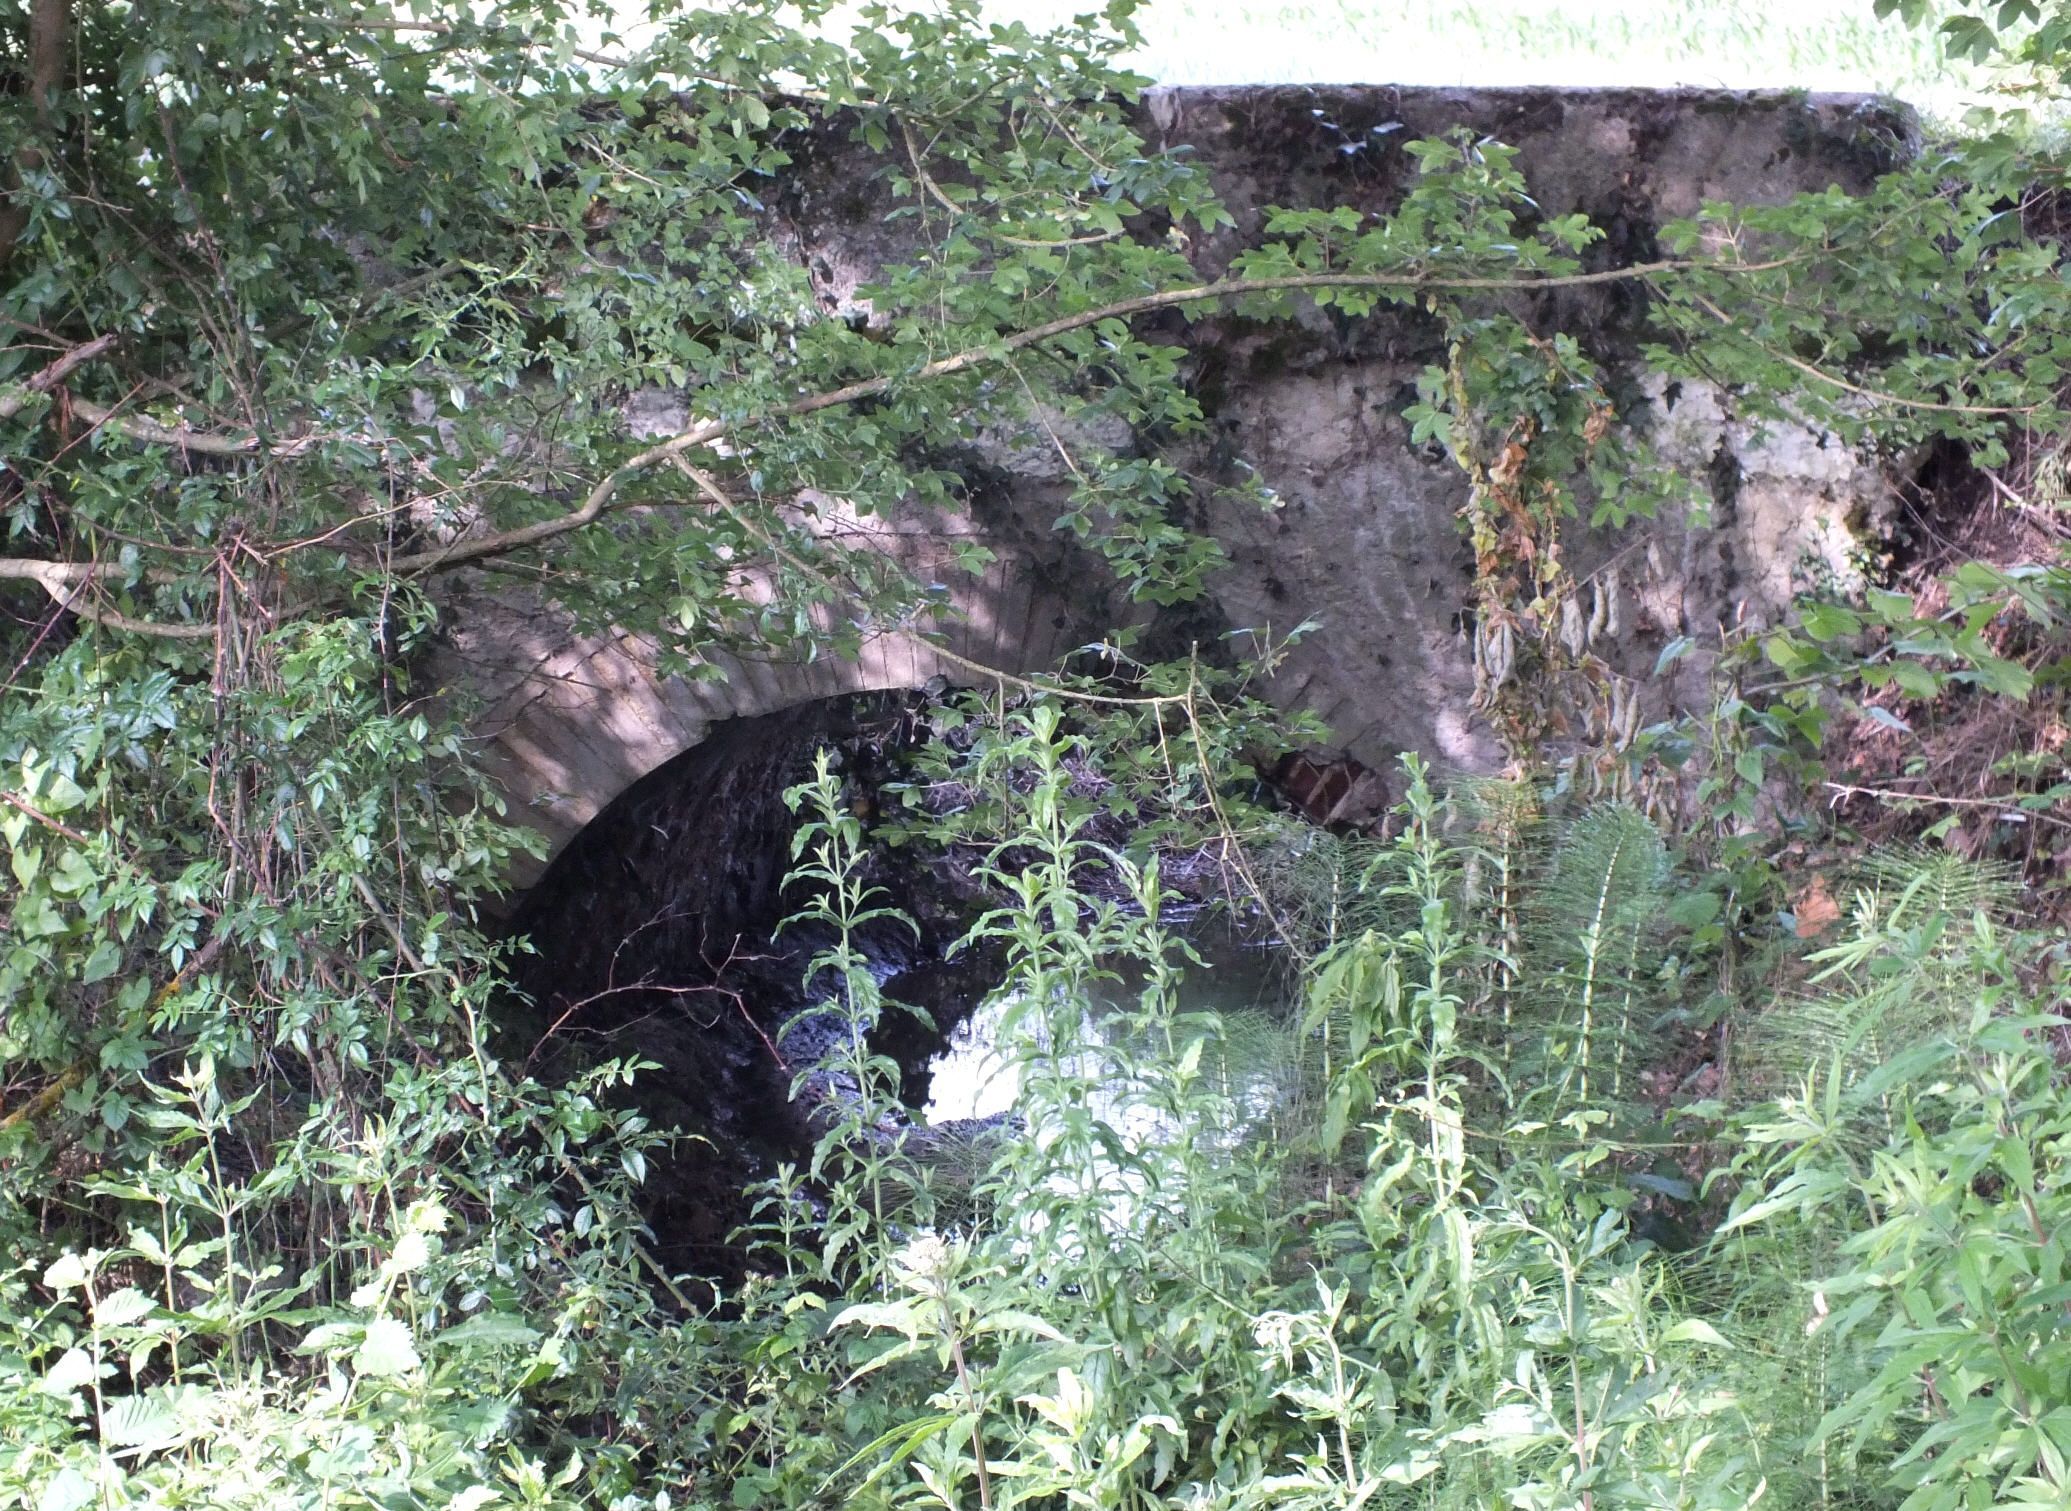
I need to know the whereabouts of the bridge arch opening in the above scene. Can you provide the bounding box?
[496,691,997,1280]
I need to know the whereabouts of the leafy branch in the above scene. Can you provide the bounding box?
[0,252,1835,639]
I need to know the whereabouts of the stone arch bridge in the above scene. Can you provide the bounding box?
[427,85,1915,879]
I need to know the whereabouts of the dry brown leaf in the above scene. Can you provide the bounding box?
[1794,874,1842,938]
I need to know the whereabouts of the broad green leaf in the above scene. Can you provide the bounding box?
[437,1314,542,1349]
[92,1288,156,1329]
[1662,1318,1734,1349]
[100,1392,179,1449]
[44,1347,96,1394]
[36,1469,94,1511]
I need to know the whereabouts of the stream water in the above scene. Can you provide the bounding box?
[896,937,1312,1257]
[923,941,1287,1124]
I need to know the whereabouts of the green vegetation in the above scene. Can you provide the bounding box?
[7,1,2071,1507]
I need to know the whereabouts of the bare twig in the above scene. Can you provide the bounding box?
[0,789,90,844]
[0,1063,84,1134]
[1689,292,2036,418]
[555,1155,702,1313]
[679,465,1300,954]
[0,374,356,456]
[0,251,1887,633]
[901,121,1119,250]
[375,257,1804,575]
[1823,779,2071,832]
[0,332,117,421]
[331,17,631,71]
[0,558,220,640]
[332,16,836,104]
[63,393,332,456]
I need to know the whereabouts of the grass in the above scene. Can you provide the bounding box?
[977,0,2017,124]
